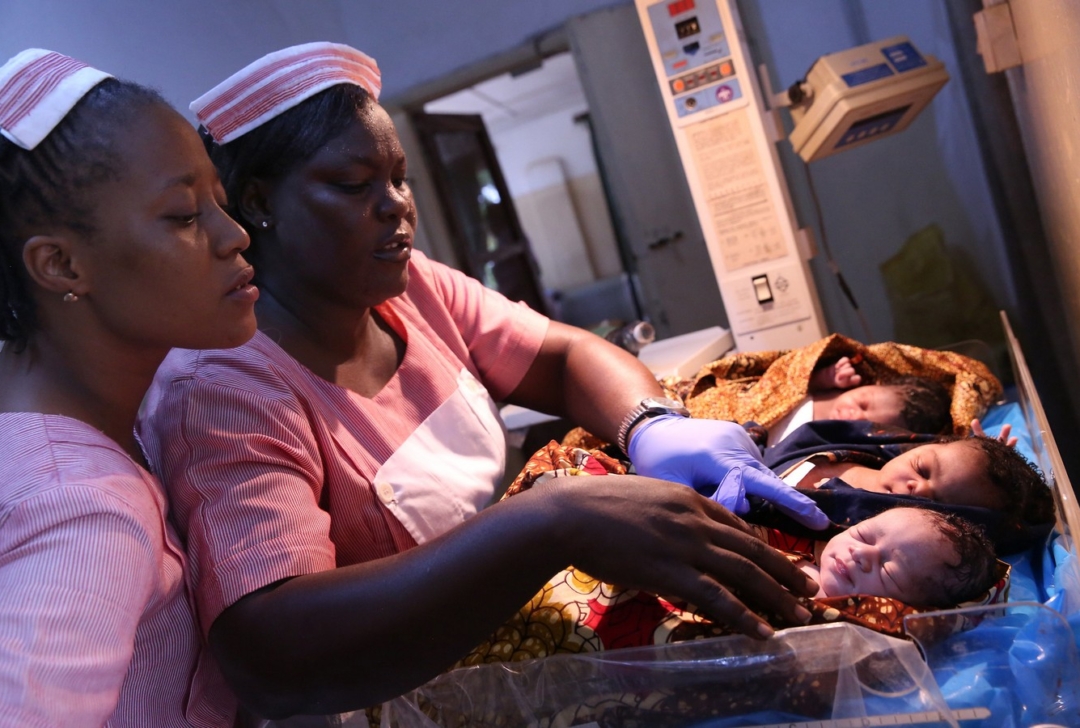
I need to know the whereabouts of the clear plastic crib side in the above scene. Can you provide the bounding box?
[383,623,961,727]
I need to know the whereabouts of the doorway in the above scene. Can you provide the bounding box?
[418,52,641,331]
[411,111,548,313]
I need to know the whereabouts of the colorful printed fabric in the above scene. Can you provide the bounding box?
[459,443,1011,671]
[681,333,1001,434]
[500,440,627,500]
[562,334,1002,451]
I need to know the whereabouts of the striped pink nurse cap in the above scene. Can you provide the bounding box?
[192,42,381,145]
[0,49,112,150]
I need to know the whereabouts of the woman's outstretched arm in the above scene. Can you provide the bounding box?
[209,474,817,718]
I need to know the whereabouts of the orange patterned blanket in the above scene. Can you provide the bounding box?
[563,334,1002,450]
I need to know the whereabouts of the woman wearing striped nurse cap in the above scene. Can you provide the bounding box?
[138,42,826,720]
[0,49,256,725]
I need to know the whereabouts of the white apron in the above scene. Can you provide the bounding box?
[370,367,507,545]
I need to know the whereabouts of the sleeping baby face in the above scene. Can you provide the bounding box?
[815,508,957,604]
[815,385,907,427]
[858,440,1005,510]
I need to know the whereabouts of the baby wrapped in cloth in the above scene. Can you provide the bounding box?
[563,334,1003,451]
[463,444,1008,658]
[428,443,1010,726]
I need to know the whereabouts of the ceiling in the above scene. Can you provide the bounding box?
[423,52,587,133]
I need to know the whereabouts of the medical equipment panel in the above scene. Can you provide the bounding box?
[787,37,949,162]
[636,0,827,351]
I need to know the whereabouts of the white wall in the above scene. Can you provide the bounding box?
[1,0,626,118]
[424,54,623,293]
[0,0,348,119]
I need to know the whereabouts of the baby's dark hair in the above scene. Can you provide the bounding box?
[202,83,371,244]
[884,376,952,434]
[929,435,1054,524]
[913,509,998,608]
[0,77,167,349]
[968,435,1054,524]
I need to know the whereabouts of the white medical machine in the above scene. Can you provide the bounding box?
[634,0,948,350]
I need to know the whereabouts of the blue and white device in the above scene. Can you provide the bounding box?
[787,36,949,162]
[636,0,827,351]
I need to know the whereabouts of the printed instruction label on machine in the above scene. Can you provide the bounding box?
[687,109,788,272]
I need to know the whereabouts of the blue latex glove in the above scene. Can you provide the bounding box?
[627,415,830,530]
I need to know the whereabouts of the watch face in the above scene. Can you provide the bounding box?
[643,397,684,410]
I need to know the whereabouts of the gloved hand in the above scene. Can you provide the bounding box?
[627,415,830,530]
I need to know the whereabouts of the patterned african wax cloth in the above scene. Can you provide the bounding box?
[676,333,1000,433]
[457,442,1010,671]
[562,334,1002,450]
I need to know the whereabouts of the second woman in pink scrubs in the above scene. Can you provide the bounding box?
[0,49,255,725]
[139,42,823,720]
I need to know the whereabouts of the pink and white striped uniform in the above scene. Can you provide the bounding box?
[191,42,381,145]
[0,48,112,150]
[0,414,235,727]
[139,251,549,635]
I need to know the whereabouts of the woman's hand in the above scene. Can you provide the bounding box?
[971,418,1018,447]
[544,474,818,639]
[628,416,829,530]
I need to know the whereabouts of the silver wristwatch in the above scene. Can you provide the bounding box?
[616,396,690,453]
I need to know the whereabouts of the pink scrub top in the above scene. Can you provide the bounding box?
[139,252,549,635]
[0,413,234,727]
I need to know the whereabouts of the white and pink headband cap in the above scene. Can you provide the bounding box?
[191,42,381,145]
[0,48,112,151]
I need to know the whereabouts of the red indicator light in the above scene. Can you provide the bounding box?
[673,59,688,69]
[667,0,695,17]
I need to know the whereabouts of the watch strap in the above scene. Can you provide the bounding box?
[616,398,690,453]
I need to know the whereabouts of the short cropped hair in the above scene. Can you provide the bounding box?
[914,509,998,608]
[202,83,372,243]
[884,376,952,434]
[0,78,166,349]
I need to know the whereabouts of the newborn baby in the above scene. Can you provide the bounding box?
[778,434,1050,524]
[768,356,952,443]
[789,507,997,608]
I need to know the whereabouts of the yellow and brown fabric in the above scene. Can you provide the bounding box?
[680,333,1000,434]
[562,334,1002,450]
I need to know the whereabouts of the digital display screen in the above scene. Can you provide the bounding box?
[835,105,911,149]
[667,0,695,18]
[847,105,910,134]
[675,16,701,39]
